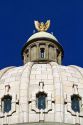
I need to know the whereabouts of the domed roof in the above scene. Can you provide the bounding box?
[0,62,83,124]
[27,31,58,42]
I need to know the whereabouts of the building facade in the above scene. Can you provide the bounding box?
[0,20,83,125]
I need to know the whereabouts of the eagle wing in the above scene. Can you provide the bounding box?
[44,20,50,31]
[34,21,40,31]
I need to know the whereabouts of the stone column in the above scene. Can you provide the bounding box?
[36,43,39,60]
[58,52,62,65]
[28,47,31,62]
[54,48,58,62]
[46,43,49,60]
[23,53,27,64]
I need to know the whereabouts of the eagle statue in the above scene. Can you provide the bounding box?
[34,20,50,32]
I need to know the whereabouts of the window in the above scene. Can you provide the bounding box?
[40,48,45,58]
[71,94,81,113]
[2,95,12,113]
[36,92,47,110]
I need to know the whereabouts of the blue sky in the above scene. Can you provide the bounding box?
[0,0,83,69]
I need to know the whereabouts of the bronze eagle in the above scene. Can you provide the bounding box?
[34,20,50,32]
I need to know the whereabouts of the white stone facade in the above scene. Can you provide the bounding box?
[0,62,83,125]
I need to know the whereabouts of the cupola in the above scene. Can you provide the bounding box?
[21,20,64,64]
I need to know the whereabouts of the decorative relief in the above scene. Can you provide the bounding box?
[29,82,55,114]
[5,85,10,94]
[73,84,78,95]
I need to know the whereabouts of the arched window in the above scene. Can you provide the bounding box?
[2,95,12,113]
[36,92,47,110]
[40,48,45,58]
[71,94,81,113]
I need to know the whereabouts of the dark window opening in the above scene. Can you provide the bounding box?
[36,92,47,110]
[2,95,12,113]
[40,48,45,58]
[71,94,81,113]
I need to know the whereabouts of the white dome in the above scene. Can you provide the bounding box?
[28,31,58,42]
[0,62,83,124]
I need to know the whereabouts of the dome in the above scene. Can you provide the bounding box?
[0,20,83,125]
[0,62,83,125]
[28,31,58,42]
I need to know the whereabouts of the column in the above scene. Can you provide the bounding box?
[28,47,31,62]
[36,43,39,60]
[54,48,57,62]
[46,43,49,60]
[58,52,62,65]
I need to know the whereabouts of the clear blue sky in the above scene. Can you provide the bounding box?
[0,0,83,69]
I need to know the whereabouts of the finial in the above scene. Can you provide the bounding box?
[34,20,50,32]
